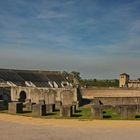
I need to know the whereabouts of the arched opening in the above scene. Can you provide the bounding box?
[19,91,27,102]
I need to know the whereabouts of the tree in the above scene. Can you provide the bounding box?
[71,71,81,81]
[62,71,69,77]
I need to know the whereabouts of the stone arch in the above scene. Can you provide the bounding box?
[3,93,11,102]
[60,90,74,105]
[19,91,27,102]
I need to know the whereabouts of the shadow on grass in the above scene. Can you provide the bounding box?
[46,112,56,116]
[55,109,60,112]
[0,110,8,113]
[102,111,106,114]
[23,111,32,113]
[135,115,140,119]
[72,114,82,117]
[76,110,82,113]
[103,115,112,119]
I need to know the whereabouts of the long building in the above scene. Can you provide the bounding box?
[0,69,82,106]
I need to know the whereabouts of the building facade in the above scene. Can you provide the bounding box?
[119,73,140,88]
[0,69,82,106]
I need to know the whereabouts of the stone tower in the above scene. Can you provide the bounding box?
[119,73,129,88]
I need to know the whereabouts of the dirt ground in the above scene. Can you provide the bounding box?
[0,114,140,140]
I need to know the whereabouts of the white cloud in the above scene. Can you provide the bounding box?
[0,0,140,78]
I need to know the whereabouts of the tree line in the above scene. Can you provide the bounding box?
[64,71,119,88]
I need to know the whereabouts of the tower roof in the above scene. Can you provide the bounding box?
[120,73,129,76]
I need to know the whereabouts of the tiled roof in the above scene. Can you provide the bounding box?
[0,69,70,87]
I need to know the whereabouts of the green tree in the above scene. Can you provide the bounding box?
[71,71,81,81]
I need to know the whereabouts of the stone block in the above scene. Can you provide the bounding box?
[118,105,136,119]
[8,102,23,114]
[45,91,56,104]
[60,105,73,117]
[91,105,103,119]
[25,102,36,111]
[61,90,74,105]
[32,104,46,116]
[46,104,55,113]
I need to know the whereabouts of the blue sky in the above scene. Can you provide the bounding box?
[0,0,140,79]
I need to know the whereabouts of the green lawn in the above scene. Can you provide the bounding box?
[1,107,140,120]
[0,107,91,120]
[73,107,92,120]
[102,109,120,120]
[21,107,92,120]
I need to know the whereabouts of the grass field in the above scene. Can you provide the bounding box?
[1,106,140,120]
[0,106,91,120]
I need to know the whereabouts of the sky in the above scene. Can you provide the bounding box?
[0,0,140,79]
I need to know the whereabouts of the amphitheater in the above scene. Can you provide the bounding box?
[1,69,140,119]
[0,71,140,139]
[0,69,82,117]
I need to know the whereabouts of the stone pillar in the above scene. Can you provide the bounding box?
[72,101,79,110]
[46,104,55,113]
[91,105,103,119]
[72,105,76,114]
[32,104,46,116]
[8,102,23,114]
[60,105,73,117]
[55,101,62,110]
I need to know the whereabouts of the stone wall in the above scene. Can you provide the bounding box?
[93,97,140,105]
[8,102,23,114]
[9,86,81,105]
[82,88,140,99]
[91,96,140,119]
[44,89,56,104]
[60,90,74,105]
[91,104,140,119]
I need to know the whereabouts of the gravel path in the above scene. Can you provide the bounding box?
[0,115,140,140]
